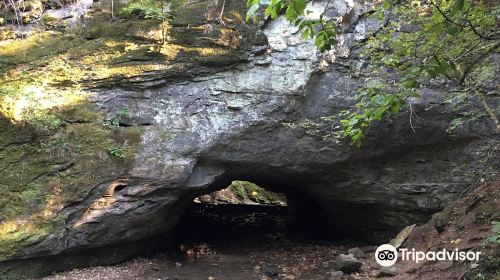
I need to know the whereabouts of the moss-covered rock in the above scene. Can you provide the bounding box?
[430,206,452,232]
[0,106,139,260]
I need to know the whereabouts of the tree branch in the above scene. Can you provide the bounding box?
[475,90,500,133]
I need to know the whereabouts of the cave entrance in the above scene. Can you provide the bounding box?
[171,181,331,258]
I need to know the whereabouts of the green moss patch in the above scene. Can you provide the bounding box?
[0,0,260,260]
[0,106,143,260]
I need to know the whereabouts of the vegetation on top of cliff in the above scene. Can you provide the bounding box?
[0,0,254,131]
[196,181,287,205]
[119,0,167,20]
[248,0,499,145]
[0,26,237,130]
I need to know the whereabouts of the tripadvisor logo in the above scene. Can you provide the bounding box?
[375,244,398,267]
[375,244,481,267]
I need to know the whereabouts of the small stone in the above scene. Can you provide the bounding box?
[360,245,377,254]
[263,263,279,278]
[327,270,344,279]
[431,207,452,233]
[208,277,215,280]
[331,254,363,274]
[175,262,182,267]
[347,247,365,258]
[254,265,261,271]
[374,266,398,277]
[405,267,418,274]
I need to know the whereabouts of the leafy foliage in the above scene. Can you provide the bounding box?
[466,254,500,280]
[107,146,126,158]
[246,0,337,52]
[119,0,165,20]
[349,0,499,143]
[103,107,129,127]
[119,0,174,44]
[487,221,500,244]
[339,81,411,145]
[248,0,500,145]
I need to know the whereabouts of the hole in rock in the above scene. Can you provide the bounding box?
[135,181,364,279]
[173,181,290,248]
[169,180,337,256]
[113,184,127,193]
[43,181,372,279]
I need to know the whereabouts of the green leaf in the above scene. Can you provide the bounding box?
[303,28,311,39]
[372,107,386,120]
[390,102,401,113]
[452,0,465,15]
[247,0,259,8]
[246,4,259,21]
[285,5,298,21]
[436,60,450,74]
[447,25,460,35]
[314,32,325,49]
[402,79,419,89]
[425,66,438,78]
[487,221,500,244]
[492,221,500,231]
[293,0,306,15]
[382,0,390,10]
[425,61,450,78]
[377,10,384,21]
[409,92,421,98]
[348,117,359,126]
[265,0,283,19]
[351,129,364,146]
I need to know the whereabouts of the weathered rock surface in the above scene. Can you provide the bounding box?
[327,270,344,279]
[331,254,363,274]
[0,0,498,278]
[373,266,399,277]
[347,247,365,259]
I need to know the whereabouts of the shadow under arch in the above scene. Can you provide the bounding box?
[165,160,340,253]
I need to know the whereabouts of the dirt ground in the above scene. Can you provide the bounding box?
[390,177,500,280]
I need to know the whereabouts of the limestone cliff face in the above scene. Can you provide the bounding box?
[0,0,498,278]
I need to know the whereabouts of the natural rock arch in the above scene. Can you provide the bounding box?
[0,0,498,279]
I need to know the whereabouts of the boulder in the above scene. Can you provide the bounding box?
[347,247,365,258]
[430,206,453,233]
[331,254,363,274]
[373,266,399,277]
[262,263,279,278]
[327,270,344,279]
